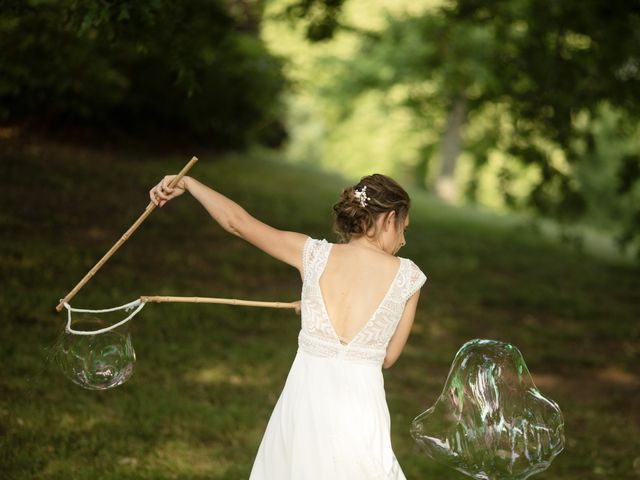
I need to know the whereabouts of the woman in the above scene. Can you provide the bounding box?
[149,172,427,479]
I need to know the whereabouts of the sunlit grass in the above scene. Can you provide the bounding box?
[1,141,638,478]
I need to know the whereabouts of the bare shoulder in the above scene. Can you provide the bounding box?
[237,219,309,272]
[331,243,401,272]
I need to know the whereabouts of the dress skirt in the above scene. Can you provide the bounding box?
[249,348,406,480]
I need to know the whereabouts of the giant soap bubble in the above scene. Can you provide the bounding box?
[411,339,564,480]
[54,316,136,390]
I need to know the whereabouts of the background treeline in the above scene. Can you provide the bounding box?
[265,0,640,259]
[2,0,640,259]
[0,0,286,147]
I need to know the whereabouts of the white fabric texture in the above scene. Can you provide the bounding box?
[249,237,427,480]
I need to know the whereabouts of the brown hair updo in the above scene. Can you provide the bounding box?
[332,173,410,243]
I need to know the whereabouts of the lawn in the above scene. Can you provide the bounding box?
[1,140,638,479]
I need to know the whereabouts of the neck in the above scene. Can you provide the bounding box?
[349,235,386,253]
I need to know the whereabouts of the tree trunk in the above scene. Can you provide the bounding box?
[435,95,467,202]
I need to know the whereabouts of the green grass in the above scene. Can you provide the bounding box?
[2,140,639,479]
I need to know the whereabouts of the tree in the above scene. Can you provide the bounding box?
[288,0,640,256]
[0,0,287,147]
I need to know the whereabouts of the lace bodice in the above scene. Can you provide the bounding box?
[298,237,427,366]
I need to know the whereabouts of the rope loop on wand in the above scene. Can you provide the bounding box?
[62,296,298,335]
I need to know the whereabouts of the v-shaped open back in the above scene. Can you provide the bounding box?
[299,237,427,365]
[317,243,404,348]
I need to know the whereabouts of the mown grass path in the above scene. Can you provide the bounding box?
[2,143,638,479]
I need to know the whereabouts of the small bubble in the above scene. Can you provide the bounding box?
[53,316,136,390]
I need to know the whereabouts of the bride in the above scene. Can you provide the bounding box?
[150,172,427,479]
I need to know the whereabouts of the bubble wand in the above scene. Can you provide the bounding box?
[56,154,298,330]
[55,156,200,313]
[54,156,297,390]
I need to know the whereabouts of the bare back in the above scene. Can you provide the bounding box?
[319,244,402,345]
[299,237,426,366]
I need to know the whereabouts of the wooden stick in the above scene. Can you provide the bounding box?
[56,156,199,312]
[139,295,298,309]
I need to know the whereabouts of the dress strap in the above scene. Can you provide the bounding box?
[302,237,330,282]
[401,259,427,302]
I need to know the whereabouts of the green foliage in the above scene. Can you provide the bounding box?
[277,0,640,257]
[439,1,640,250]
[0,0,287,146]
[278,0,346,41]
[571,105,640,254]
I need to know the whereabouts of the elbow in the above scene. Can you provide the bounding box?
[382,348,398,369]
[382,357,396,369]
[383,346,403,368]
[227,212,246,238]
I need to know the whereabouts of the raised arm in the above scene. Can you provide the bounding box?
[150,175,308,273]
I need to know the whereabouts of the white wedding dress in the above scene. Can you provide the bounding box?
[249,237,427,480]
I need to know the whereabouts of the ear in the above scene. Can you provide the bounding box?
[384,211,397,230]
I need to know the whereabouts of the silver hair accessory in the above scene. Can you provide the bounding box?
[354,185,371,207]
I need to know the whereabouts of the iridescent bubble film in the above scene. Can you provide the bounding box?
[54,316,136,390]
[411,339,564,480]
